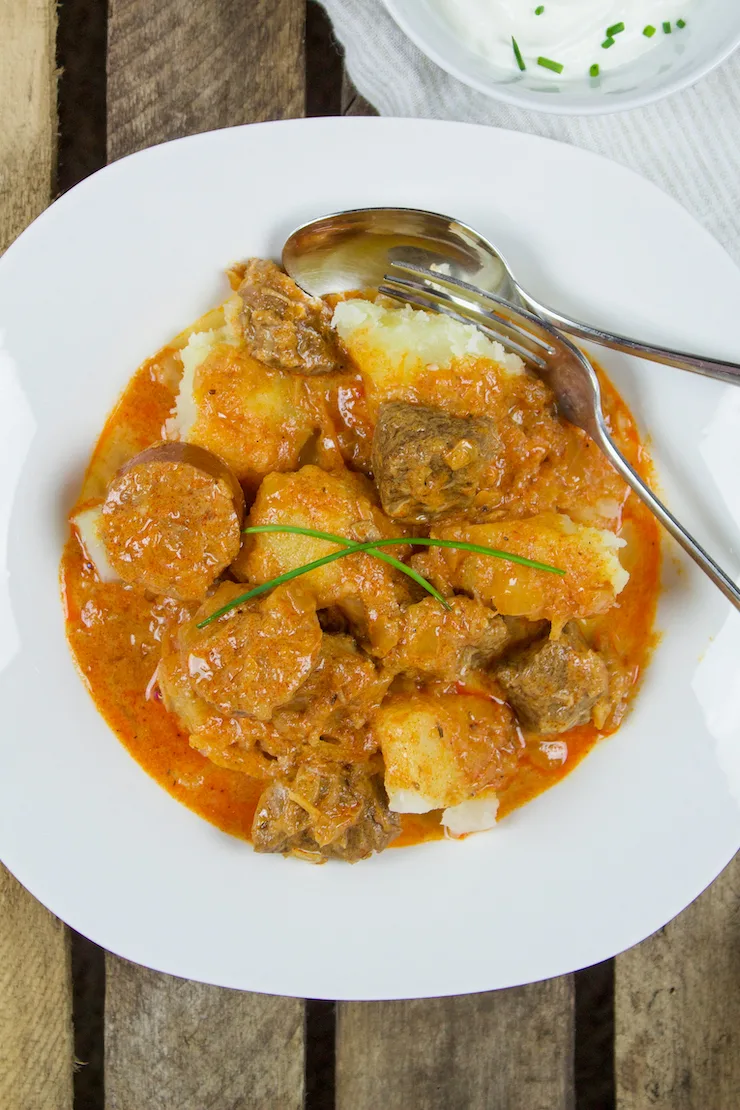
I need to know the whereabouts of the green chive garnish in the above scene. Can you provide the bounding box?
[535,5,544,13]
[677,18,686,29]
[602,37,615,48]
[643,24,656,37]
[512,37,526,71]
[590,63,600,78]
[606,22,625,36]
[196,527,565,629]
[663,21,672,33]
[244,524,447,608]
[537,56,564,73]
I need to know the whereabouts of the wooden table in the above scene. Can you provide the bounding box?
[1,3,739,1107]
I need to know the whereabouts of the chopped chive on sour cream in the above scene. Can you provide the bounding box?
[433,1,692,81]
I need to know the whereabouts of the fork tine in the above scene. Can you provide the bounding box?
[386,260,557,355]
[378,280,547,369]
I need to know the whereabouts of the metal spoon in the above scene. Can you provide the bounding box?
[283,206,740,387]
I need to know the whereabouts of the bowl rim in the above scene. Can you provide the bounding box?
[382,0,740,116]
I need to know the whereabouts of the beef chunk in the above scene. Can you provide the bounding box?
[496,622,609,734]
[371,402,499,523]
[252,764,400,862]
[237,258,344,375]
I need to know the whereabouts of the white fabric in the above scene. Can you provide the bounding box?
[320,0,740,262]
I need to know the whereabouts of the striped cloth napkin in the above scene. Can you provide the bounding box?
[319,0,740,263]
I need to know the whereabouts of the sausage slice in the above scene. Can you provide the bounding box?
[98,442,244,600]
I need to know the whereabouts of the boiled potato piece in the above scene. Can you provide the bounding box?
[167,331,317,492]
[374,692,522,814]
[419,512,628,633]
[233,465,411,655]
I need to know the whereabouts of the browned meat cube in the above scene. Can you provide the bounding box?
[238,258,344,375]
[252,765,400,863]
[496,623,609,734]
[371,402,499,523]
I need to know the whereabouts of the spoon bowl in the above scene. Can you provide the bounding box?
[283,207,511,298]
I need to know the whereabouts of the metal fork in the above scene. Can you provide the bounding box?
[379,261,740,613]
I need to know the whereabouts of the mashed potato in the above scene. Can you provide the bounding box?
[332,299,524,388]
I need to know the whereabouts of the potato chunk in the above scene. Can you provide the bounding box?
[417,512,628,633]
[374,692,522,814]
[233,465,411,655]
[167,335,317,491]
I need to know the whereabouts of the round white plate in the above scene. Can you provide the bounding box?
[1,118,739,1001]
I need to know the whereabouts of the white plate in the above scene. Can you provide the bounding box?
[1,118,739,1001]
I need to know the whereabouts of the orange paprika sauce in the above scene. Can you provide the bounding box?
[60,322,660,851]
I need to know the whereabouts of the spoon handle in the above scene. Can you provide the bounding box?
[525,296,740,388]
[594,421,740,612]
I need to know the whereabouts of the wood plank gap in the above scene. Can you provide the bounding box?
[575,960,615,1110]
[71,932,106,1110]
[305,999,336,1110]
[341,72,378,118]
[306,0,344,116]
[57,0,108,192]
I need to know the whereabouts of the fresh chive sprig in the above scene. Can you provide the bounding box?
[244,524,448,608]
[196,526,565,629]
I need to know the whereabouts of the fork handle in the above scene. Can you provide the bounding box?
[596,426,740,612]
[525,296,740,388]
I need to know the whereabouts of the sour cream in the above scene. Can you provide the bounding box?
[432,0,693,79]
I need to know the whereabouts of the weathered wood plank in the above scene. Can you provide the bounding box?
[616,854,740,1110]
[104,4,307,1107]
[0,0,57,253]
[105,960,304,1110]
[337,978,575,1110]
[0,4,73,1107]
[107,0,306,161]
[0,869,73,1110]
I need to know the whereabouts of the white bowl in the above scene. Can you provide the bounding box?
[384,0,740,115]
[1,118,739,999]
